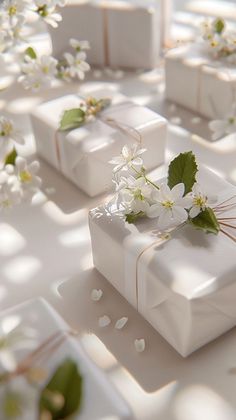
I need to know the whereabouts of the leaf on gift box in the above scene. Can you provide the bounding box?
[214,18,225,34]
[59,109,86,131]
[190,207,220,235]
[168,151,198,195]
[39,358,83,420]
[5,148,17,165]
[25,47,37,59]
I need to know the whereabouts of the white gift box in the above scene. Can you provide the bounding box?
[0,298,131,419]
[165,44,236,119]
[48,0,172,69]
[30,89,167,197]
[89,166,236,357]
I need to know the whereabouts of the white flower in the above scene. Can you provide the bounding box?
[189,183,216,218]
[200,20,214,41]
[110,144,146,174]
[15,157,41,201]
[121,176,153,214]
[189,184,208,218]
[3,0,28,16]
[0,116,24,162]
[0,317,37,372]
[69,38,90,51]
[147,183,192,230]
[0,375,39,419]
[0,178,21,210]
[33,0,62,27]
[64,51,90,80]
[209,104,236,140]
[20,55,58,91]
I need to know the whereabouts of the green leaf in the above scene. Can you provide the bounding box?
[39,358,83,420]
[59,109,86,131]
[25,47,37,59]
[125,211,145,224]
[4,149,17,166]
[214,18,225,34]
[168,151,198,195]
[190,207,220,235]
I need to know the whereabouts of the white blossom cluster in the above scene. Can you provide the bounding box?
[19,38,90,91]
[201,17,236,63]
[0,116,41,210]
[110,145,214,230]
[0,0,66,53]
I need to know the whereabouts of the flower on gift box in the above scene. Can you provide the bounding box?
[120,176,154,215]
[110,144,146,174]
[189,183,216,218]
[201,17,236,60]
[0,116,24,163]
[147,183,192,230]
[209,103,236,140]
[110,146,231,236]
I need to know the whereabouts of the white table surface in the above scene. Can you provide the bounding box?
[1,28,236,420]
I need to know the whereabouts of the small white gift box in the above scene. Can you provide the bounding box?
[165,44,236,119]
[89,166,236,357]
[48,0,172,69]
[0,298,131,419]
[30,89,167,197]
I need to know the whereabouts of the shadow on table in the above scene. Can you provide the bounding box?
[0,198,91,311]
[58,267,236,403]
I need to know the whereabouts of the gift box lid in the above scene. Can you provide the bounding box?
[0,298,132,420]
[166,43,236,78]
[90,166,236,301]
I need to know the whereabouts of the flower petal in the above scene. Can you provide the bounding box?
[147,203,162,218]
[172,206,188,223]
[98,315,111,328]
[115,317,128,330]
[189,206,200,218]
[91,289,103,302]
[158,209,173,230]
[134,339,145,353]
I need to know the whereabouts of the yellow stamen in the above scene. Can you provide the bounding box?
[20,171,32,183]
[162,200,173,209]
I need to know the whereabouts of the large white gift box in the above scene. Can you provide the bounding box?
[0,298,131,419]
[165,44,236,119]
[89,166,236,357]
[48,0,172,69]
[30,89,167,197]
